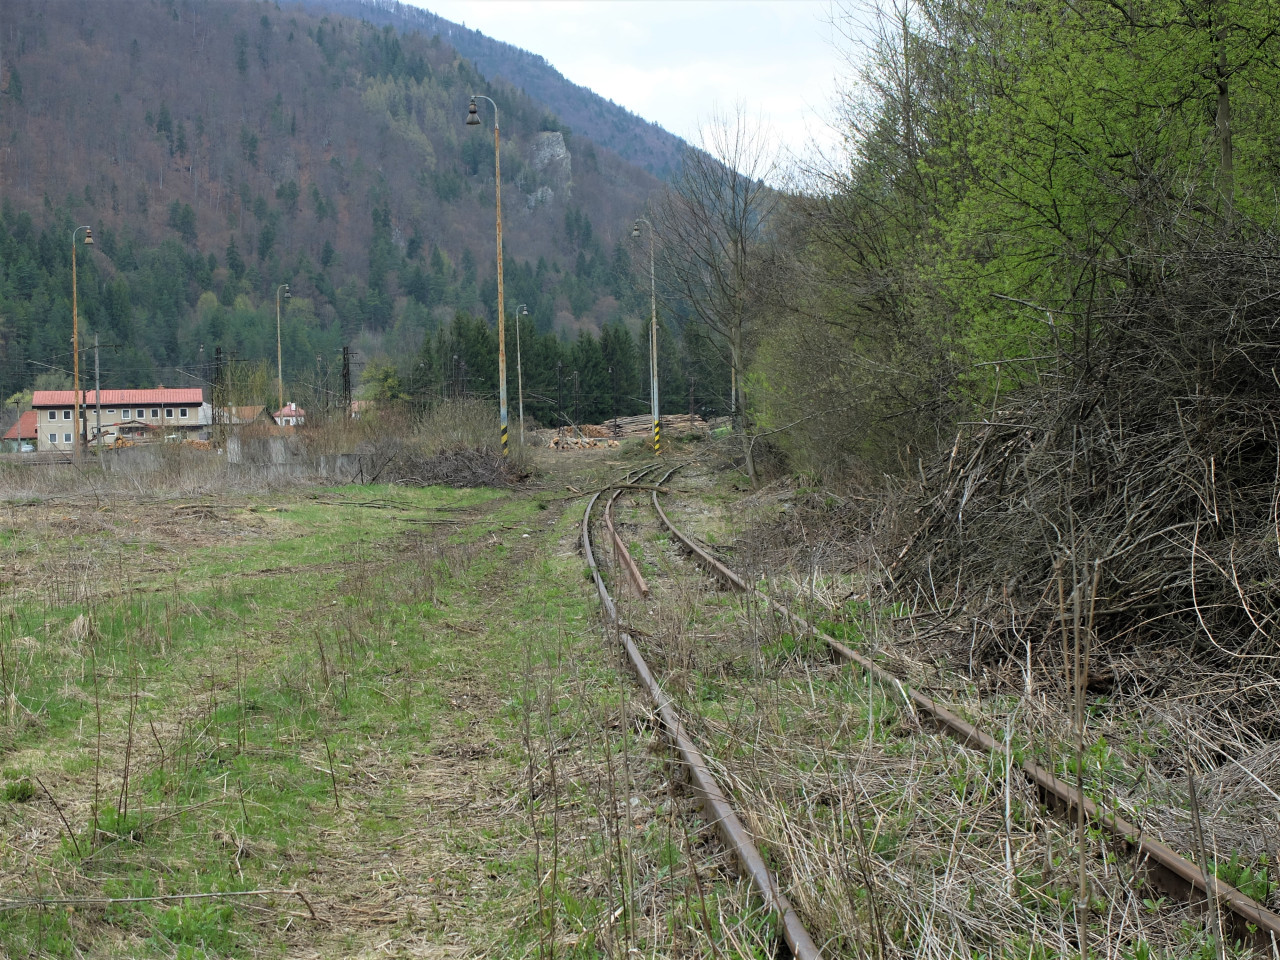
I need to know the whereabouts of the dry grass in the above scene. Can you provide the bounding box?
[602,460,1277,958]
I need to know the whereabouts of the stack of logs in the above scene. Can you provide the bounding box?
[595,413,708,439]
[539,414,710,449]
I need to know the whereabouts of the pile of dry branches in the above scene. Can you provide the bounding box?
[895,212,1280,738]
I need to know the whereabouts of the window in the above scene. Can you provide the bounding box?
[180,408,188,419]
[106,408,115,415]
[165,408,174,418]
[151,408,159,418]
[63,433,72,443]
[63,410,72,420]
[48,432,56,443]
[135,409,143,419]
[47,410,56,421]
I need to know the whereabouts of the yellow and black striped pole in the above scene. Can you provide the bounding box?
[633,218,660,456]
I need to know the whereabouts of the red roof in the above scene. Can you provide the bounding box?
[3,410,37,441]
[33,389,205,406]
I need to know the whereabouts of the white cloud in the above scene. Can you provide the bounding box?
[408,0,847,160]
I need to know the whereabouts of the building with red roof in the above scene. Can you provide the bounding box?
[272,402,306,427]
[2,410,39,452]
[32,388,211,451]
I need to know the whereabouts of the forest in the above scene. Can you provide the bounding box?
[0,0,733,425]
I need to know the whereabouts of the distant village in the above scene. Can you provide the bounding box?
[0,388,332,454]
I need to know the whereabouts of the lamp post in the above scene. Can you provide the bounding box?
[70,225,93,460]
[466,95,509,456]
[513,304,528,445]
[276,283,290,412]
[632,218,659,455]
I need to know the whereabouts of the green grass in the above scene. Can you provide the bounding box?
[0,477,777,958]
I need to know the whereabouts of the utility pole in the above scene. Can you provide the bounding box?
[557,360,564,423]
[689,375,695,419]
[94,334,102,452]
[213,346,224,436]
[573,370,580,425]
[342,346,352,417]
[633,218,659,454]
[71,226,93,461]
[316,355,325,420]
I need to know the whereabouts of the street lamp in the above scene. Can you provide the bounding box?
[466,95,509,456]
[632,218,659,455]
[513,304,528,445]
[70,225,93,460]
[276,283,291,412]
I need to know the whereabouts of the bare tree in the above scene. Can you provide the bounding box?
[657,107,779,483]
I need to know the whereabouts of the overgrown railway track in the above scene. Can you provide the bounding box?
[583,461,1280,957]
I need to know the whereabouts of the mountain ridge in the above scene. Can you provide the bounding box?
[0,0,678,406]
[302,0,689,180]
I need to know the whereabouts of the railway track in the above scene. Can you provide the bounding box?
[583,461,1280,958]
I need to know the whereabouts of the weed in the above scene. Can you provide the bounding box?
[3,777,34,802]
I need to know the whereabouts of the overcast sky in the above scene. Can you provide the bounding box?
[408,0,853,164]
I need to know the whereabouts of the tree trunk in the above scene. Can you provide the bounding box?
[731,326,756,486]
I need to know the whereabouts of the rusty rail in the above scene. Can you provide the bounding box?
[603,488,650,598]
[649,486,1280,952]
[583,475,822,960]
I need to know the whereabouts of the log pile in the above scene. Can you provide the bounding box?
[598,413,708,439]
[549,435,620,450]
[532,415,709,449]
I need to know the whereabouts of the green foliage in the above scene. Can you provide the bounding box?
[167,201,196,245]
[756,0,1280,472]
[1213,851,1275,904]
[3,778,34,803]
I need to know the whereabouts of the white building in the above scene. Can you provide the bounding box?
[32,388,211,450]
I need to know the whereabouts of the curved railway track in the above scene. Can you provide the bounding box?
[583,462,1280,957]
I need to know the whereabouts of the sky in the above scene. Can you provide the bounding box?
[407,0,853,164]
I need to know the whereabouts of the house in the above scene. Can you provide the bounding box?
[220,405,273,426]
[2,410,38,452]
[32,388,211,451]
[272,402,305,427]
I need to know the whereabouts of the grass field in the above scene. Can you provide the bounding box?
[3,438,1276,960]
[0,446,776,959]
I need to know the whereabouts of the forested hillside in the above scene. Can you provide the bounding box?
[310,0,688,180]
[0,0,701,419]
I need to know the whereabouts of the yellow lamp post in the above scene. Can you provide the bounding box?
[466,95,509,456]
[276,283,291,411]
[71,225,93,460]
[632,218,659,455]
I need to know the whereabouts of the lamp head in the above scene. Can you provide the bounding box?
[631,222,641,238]
[83,228,94,245]
[519,306,528,316]
[283,283,291,300]
[466,99,481,125]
